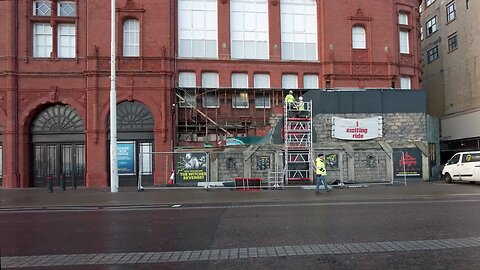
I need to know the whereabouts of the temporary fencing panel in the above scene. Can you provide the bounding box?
[138,151,210,190]
[353,150,389,183]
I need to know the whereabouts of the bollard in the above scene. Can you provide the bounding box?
[72,174,77,189]
[60,173,66,191]
[47,175,53,193]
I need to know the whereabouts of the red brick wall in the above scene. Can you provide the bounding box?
[0,0,422,188]
[177,0,422,89]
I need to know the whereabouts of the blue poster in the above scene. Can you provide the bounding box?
[117,142,135,175]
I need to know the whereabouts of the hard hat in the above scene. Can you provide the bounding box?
[289,90,293,94]
[299,96,303,100]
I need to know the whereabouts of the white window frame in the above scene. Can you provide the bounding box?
[58,1,76,17]
[202,72,219,108]
[282,74,298,89]
[179,72,197,108]
[231,0,269,60]
[352,26,366,49]
[400,76,411,90]
[139,142,153,176]
[178,0,218,59]
[123,19,140,57]
[426,0,435,7]
[254,74,270,108]
[399,30,409,54]
[33,0,52,16]
[398,13,408,25]
[33,23,53,58]
[446,1,456,23]
[231,73,249,108]
[280,0,318,61]
[303,74,318,89]
[426,16,437,36]
[57,24,76,58]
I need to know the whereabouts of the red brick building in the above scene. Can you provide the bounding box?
[0,0,422,188]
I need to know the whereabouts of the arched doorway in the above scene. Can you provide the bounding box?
[108,101,154,186]
[30,104,85,187]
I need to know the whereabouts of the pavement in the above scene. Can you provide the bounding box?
[1,180,479,210]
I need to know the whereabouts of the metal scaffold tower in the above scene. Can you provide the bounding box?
[284,100,313,185]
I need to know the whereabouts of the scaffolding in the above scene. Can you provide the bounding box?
[284,100,313,184]
[175,87,288,145]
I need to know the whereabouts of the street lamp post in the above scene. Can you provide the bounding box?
[110,0,118,192]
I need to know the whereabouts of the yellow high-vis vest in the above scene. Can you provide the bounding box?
[315,157,327,176]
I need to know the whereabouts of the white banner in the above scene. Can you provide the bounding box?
[332,116,383,140]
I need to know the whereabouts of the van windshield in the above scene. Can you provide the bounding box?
[448,154,460,165]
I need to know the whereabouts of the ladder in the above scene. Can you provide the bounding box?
[284,100,313,185]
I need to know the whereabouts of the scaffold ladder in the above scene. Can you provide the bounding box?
[284,100,313,184]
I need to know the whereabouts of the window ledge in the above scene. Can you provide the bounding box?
[446,18,456,25]
[448,48,458,53]
[352,48,369,51]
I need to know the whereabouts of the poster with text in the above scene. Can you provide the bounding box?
[175,152,208,182]
[117,142,135,175]
[393,148,423,177]
[256,156,271,171]
[325,153,339,169]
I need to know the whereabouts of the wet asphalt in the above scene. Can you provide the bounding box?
[1,181,480,269]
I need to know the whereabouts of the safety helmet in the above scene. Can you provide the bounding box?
[298,96,303,100]
[289,90,293,94]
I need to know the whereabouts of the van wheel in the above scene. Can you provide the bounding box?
[445,174,452,183]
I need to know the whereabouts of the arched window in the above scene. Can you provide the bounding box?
[31,104,84,134]
[352,26,366,49]
[114,101,154,132]
[123,19,139,57]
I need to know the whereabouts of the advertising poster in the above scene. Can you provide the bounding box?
[175,152,208,182]
[332,116,383,140]
[393,148,423,177]
[117,142,135,175]
[325,153,339,169]
[256,156,271,171]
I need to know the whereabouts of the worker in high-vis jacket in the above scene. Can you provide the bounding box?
[296,96,305,117]
[284,90,295,110]
[315,154,331,194]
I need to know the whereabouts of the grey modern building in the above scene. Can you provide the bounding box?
[420,0,480,162]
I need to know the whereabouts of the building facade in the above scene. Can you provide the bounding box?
[0,0,422,188]
[420,0,480,161]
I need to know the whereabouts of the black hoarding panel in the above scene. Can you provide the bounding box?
[311,91,340,115]
[393,148,423,177]
[338,91,354,112]
[352,91,382,113]
[383,90,426,113]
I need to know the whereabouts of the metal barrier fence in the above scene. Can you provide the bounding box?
[138,151,211,190]
[137,147,406,190]
[353,150,389,183]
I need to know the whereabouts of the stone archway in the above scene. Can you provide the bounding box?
[30,104,85,187]
[108,101,154,186]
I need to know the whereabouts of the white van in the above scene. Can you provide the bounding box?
[442,151,480,183]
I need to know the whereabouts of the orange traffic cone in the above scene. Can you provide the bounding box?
[167,170,175,185]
